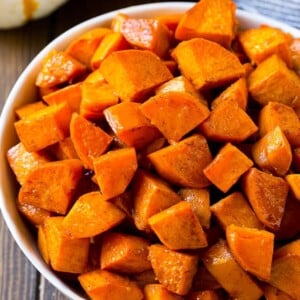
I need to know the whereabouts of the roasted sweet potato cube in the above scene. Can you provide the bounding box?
[258,102,300,147]
[17,202,51,226]
[93,147,138,200]
[15,101,47,119]
[226,224,274,281]
[202,240,263,299]
[70,113,113,170]
[133,170,181,231]
[100,49,173,102]
[269,240,300,299]
[285,174,300,201]
[78,269,143,300]
[48,137,79,160]
[148,201,208,250]
[133,270,158,288]
[15,102,72,152]
[18,159,83,214]
[104,102,161,149]
[210,192,263,230]
[155,13,183,32]
[140,91,210,143]
[178,188,211,228]
[144,284,184,300]
[203,143,253,193]
[62,192,125,238]
[38,224,50,265]
[147,134,212,188]
[148,244,199,296]
[187,290,221,300]
[44,216,90,273]
[100,232,151,274]
[262,283,295,300]
[199,100,258,143]
[242,168,289,231]
[171,38,245,90]
[248,54,300,107]
[175,0,236,48]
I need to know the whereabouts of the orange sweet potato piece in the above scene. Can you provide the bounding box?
[258,101,300,147]
[252,126,292,176]
[148,201,208,250]
[17,202,51,226]
[134,270,158,288]
[93,147,138,200]
[226,224,274,281]
[191,266,222,291]
[202,240,263,299]
[148,244,199,295]
[133,169,181,231]
[187,290,221,300]
[104,102,161,149]
[210,191,263,230]
[18,159,83,214]
[285,174,300,201]
[144,284,184,300]
[100,49,173,102]
[269,240,300,299]
[140,91,210,143]
[78,269,143,300]
[100,232,151,274]
[48,137,79,160]
[175,0,236,48]
[44,216,90,273]
[121,17,171,58]
[248,54,300,107]
[70,113,113,170]
[15,101,47,119]
[199,100,258,143]
[242,167,289,231]
[262,283,295,300]
[203,142,253,193]
[155,13,183,32]
[35,50,87,88]
[15,102,72,152]
[293,147,300,171]
[171,38,245,90]
[178,188,211,229]
[38,224,50,265]
[62,192,125,238]
[147,134,212,188]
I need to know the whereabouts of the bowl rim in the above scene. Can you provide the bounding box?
[1,2,300,299]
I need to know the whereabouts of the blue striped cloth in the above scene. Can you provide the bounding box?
[235,0,300,29]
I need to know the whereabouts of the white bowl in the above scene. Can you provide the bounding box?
[1,2,300,299]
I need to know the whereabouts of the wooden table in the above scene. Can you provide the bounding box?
[0,1,191,299]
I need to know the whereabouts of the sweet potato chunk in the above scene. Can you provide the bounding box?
[202,240,263,299]
[262,283,295,300]
[17,202,51,226]
[285,174,300,201]
[140,91,210,143]
[171,37,245,90]
[203,143,253,193]
[242,168,289,231]
[226,224,274,281]
[133,170,181,231]
[175,0,236,48]
[148,201,208,250]
[148,244,199,295]
[147,134,212,188]
[100,49,173,102]
[144,284,184,300]
[18,159,83,214]
[62,192,125,238]
[48,137,79,160]
[100,232,151,274]
[15,101,47,119]
[38,224,50,265]
[78,269,143,300]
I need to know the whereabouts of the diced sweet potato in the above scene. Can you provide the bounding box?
[15,101,47,119]
[100,49,173,102]
[210,192,263,230]
[242,168,289,231]
[133,169,181,231]
[175,0,236,48]
[100,232,151,274]
[147,134,212,188]
[226,224,274,281]
[38,224,50,265]
[248,54,300,107]
[171,37,245,90]
[191,266,221,291]
[203,142,253,193]
[262,283,295,300]
[70,113,113,170]
[285,174,300,201]
[202,240,263,299]
[78,269,143,300]
[62,191,125,238]
[148,244,199,295]
[144,284,184,300]
[48,137,79,160]
[104,102,161,149]
[140,91,210,143]
[187,290,221,300]
[18,159,83,214]
[133,270,158,288]
[148,201,208,250]
[93,147,138,200]
[15,102,72,152]
[155,13,183,32]
[17,202,51,226]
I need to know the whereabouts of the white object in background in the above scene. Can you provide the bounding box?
[0,0,68,29]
